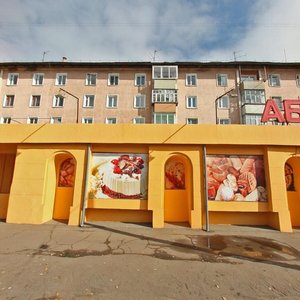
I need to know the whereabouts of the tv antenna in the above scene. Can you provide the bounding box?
[42,51,49,62]
[233,50,246,61]
[152,49,158,62]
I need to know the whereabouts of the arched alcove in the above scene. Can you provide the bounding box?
[164,154,193,225]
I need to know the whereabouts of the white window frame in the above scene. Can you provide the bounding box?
[135,73,146,86]
[133,117,145,124]
[268,74,280,87]
[3,95,15,107]
[55,73,67,85]
[27,117,38,124]
[243,115,262,125]
[218,118,231,125]
[29,95,41,107]
[83,95,95,108]
[242,90,266,104]
[134,95,146,108]
[50,117,62,124]
[52,95,64,107]
[271,96,283,110]
[186,118,198,124]
[105,117,117,124]
[152,66,178,79]
[152,90,177,103]
[218,95,230,109]
[216,74,228,87]
[82,117,93,124]
[106,95,118,108]
[186,96,197,108]
[296,74,300,87]
[32,73,44,85]
[86,73,97,85]
[108,73,119,86]
[0,117,11,124]
[7,73,19,85]
[186,74,197,86]
[153,113,176,124]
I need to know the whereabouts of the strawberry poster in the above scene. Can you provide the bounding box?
[89,153,148,199]
[206,155,267,202]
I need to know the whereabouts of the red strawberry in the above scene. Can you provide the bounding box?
[113,166,122,174]
[111,159,119,165]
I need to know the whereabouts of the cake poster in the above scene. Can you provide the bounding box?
[165,160,185,189]
[206,155,267,202]
[89,153,148,199]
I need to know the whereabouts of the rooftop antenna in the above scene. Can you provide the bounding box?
[233,50,246,61]
[152,49,158,62]
[284,48,287,62]
[42,51,49,62]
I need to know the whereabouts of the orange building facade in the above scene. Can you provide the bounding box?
[0,124,300,232]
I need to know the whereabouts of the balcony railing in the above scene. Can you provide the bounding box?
[152,90,178,103]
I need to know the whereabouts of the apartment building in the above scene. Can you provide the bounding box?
[1,61,300,125]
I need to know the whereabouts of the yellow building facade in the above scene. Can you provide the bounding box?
[0,124,300,232]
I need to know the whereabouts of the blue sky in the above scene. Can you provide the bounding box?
[0,0,300,62]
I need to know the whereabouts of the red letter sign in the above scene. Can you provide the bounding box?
[261,99,285,123]
[284,100,300,123]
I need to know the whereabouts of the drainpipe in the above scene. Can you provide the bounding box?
[80,143,91,227]
[203,145,209,232]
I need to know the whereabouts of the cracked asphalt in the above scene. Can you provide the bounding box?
[1,221,300,300]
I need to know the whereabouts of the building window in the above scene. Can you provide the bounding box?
[106,95,118,108]
[53,95,64,107]
[218,118,231,125]
[152,90,177,103]
[241,75,257,81]
[242,90,266,104]
[135,74,146,86]
[83,95,95,108]
[268,74,280,87]
[154,113,175,124]
[27,117,38,124]
[243,115,262,125]
[186,96,197,108]
[106,117,117,124]
[186,118,198,124]
[134,95,146,108]
[7,73,18,85]
[32,73,44,85]
[82,117,93,124]
[152,66,178,79]
[186,74,197,86]
[271,96,283,110]
[86,73,96,85]
[0,117,11,124]
[296,75,300,86]
[50,117,62,124]
[108,73,119,86]
[218,96,230,109]
[216,74,228,87]
[56,73,67,85]
[30,95,41,107]
[3,95,15,107]
[133,117,145,124]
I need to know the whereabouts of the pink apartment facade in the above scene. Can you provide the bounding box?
[1,61,300,125]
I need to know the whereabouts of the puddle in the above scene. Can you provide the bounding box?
[189,235,300,261]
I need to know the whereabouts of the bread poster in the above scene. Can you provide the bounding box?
[206,155,267,202]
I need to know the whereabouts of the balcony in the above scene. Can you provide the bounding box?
[240,80,265,90]
[152,90,178,103]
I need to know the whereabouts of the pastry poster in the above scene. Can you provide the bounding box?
[285,163,295,191]
[165,160,185,189]
[206,155,267,202]
[89,153,148,199]
[58,158,75,187]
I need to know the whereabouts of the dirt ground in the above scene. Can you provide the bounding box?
[0,221,300,300]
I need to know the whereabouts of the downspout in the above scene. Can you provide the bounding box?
[237,64,243,124]
[80,143,91,227]
[203,145,209,232]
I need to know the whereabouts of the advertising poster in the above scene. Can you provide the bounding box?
[206,155,267,202]
[285,163,295,191]
[89,153,148,199]
[165,160,185,189]
[58,158,75,187]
